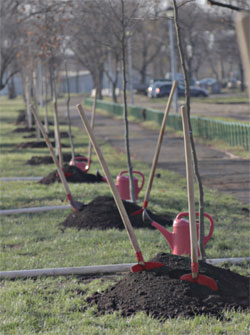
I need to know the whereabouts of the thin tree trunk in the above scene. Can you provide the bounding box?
[88,88,97,166]
[239,60,245,92]
[25,75,32,129]
[112,82,118,103]
[97,68,104,99]
[54,99,63,168]
[53,75,63,166]
[32,71,41,142]
[8,76,16,99]
[75,67,79,94]
[42,66,49,133]
[64,60,75,160]
[172,0,206,260]
[38,60,43,110]
[121,31,136,203]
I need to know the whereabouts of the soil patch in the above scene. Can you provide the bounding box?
[86,252,249,320]
[13,127,36,133]
[59,196,172,230]
[16,141,69,149]
[23,130,70,139]
[27,153,74,165]
[39,164,104,185]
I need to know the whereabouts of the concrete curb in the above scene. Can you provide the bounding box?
[0,177,42,181]
[1,258,249,279]
[0,205,71,215]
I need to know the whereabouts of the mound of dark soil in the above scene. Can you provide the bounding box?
[59,196,172,230]
[39,164,104,185]
[86,252,249,320]
[26,153,74,165]
[16,141,69,149]
[13,127,36,133]
[23,130,70,139]
[15,110,54,126]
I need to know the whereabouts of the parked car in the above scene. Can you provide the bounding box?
[133,83,149,95]
[149,78,171,85]
[147,82,208,98]
[147,81,171,98]
[181,84,209,97]
[197,77,221,93]
[197,77,217,86]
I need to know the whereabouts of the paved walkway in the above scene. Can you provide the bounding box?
[59,96,250,205]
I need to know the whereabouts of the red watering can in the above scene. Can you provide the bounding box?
[116,170,145,201]
[146,211,214,257]
[69,156,90,173]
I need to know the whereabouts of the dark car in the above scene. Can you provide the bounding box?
[179,84,209,97]
[152,83,172,98]
[147,81,171,98]
[148,82,208,98]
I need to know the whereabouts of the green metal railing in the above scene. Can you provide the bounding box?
[85,98,250,151]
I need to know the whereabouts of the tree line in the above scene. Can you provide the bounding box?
[1,0,249,103]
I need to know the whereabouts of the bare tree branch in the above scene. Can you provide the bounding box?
[207,0,248,11]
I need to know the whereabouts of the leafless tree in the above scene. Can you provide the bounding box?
[101,45,121,103]
[131,18,169,84]
[177,4,210,83]
[103,0,142,202]
[172,0,206,260]
[68,0,109,99]
[0,0,20,91]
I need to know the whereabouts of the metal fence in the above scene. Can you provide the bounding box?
[85,98,250,151]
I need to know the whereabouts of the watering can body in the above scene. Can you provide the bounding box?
[152,212,214,256]
[116,170,145,201]
[69,156,90,173]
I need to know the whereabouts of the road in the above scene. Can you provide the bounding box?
[58,95,250,205]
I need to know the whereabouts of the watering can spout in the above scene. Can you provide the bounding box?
[142,210,174,251]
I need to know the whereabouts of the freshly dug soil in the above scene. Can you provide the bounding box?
[59,196,172,230]
[23,130,70,139]
[26,153,74,165]
[39,164,104,185]
[16,141,69,149]
[86,252,249,320]
[15,110,54,126]
[13,127,36,133]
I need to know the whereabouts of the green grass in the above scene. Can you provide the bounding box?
[0,96,250,334]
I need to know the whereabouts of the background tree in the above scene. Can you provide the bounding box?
[131,18,169,84]
[0,0,20,91]
[69,0,109,99]
[177,4,210,83]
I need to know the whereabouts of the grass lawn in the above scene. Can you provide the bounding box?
[0,96,249,334]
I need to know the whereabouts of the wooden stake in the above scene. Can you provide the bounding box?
[77,104,144,264]
[143,81,177,207]
[181,105,198,279]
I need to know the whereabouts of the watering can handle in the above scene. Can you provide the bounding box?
[72,156,90,173]
[133,171,145,192]
[119,170,145,192]
[176,212,214,245]
[74,156,88,162]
